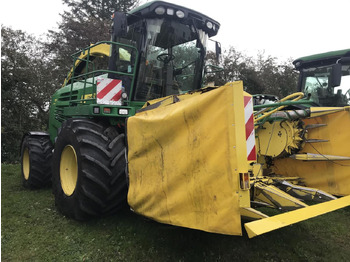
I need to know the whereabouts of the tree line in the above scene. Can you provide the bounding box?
[1,0,298,163]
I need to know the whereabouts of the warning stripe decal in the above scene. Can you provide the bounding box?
[244,96,257,161]
[96,78,122,105]
[97,79,120,99]
[245,114,254,140]
[111,90,122,101]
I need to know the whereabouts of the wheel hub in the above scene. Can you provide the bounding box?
[60,145,78,196]
[22,148,30,180]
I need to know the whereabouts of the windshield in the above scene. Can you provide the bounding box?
[301,64,350,107]
[133,18,208,101]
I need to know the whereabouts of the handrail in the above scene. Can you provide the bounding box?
[64,41,139,106]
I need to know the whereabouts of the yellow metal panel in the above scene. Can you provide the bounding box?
[256,121,303,157]
[310,106,349,117]
[240,207,269,220]
[245,195,350,238]
[291,153,350,161]
[254,182,307,210]
[273,109,350,195]
[256,122,289,157]
[127,82,249,235]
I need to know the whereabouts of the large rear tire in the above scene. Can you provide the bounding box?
[52,118,128,220]
[20,134,53,188]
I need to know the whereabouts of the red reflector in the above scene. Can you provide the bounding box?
[240,173,250,190]
[103,108,111,114]
[244,173,249,181]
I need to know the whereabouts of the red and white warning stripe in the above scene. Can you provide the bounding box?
[96,78,122,105]
[244,96,257,161]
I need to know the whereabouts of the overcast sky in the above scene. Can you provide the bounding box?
[1,0,349,61]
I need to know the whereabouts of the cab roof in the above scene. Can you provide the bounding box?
[293,48,350,69]
[127,1,220,37]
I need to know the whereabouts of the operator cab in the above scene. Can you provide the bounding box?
[109,1,220,102]
[294,49,350,107]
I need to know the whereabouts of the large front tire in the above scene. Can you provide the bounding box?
[52,118,128,220]
[20,134,53,188]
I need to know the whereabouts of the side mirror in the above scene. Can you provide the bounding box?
[331,63,342,87]
[215,41,222,63]
[331,57,350,87]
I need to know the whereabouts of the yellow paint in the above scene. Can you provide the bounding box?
[291,153,350,161]
[256,122,288,157]
[256,121,303,158]
[273,109,350,195]
[140,88,206,109]
[22,148,30,180]
[310,106,349,117]
[252,164,263,178]
[254,182,307,210]
[60,145,78,196]
[127,82,248,236]
[81,93,96,101]
[278,180,335,201]
[245,195,350,238]
[240,207,269,220]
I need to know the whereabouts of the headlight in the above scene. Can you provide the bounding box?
[176,10,185,18]
[155,6,165,15]
[167,8,174,15]
[118,108,129,115]
[93,107,100,114]
[206,21,213,29]
[121,92,128,100]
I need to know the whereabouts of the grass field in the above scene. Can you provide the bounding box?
[2,164,350,261]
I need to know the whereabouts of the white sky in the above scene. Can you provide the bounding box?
[1,0,349,61]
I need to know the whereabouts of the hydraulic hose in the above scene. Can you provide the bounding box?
[254,92,305,123]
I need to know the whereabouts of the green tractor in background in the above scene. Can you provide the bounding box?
[253,49,350,108]
[293,49,350,107]
[20,1,221,220]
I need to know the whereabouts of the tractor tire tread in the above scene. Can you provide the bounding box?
[52,118,128,220]
[21,135,53,188]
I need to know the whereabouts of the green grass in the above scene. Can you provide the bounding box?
[2,164,350,261]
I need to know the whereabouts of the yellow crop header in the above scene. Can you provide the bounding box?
[127,81,350,238]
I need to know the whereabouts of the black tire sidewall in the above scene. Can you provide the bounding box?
[52,118,128,220]
[52,125,84,219]
[20,135,52,188]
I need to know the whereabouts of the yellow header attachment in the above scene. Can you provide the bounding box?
[126,82,350,238]
[245,195,350,238]
[272,107,350,196]
[127,82,248,236]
